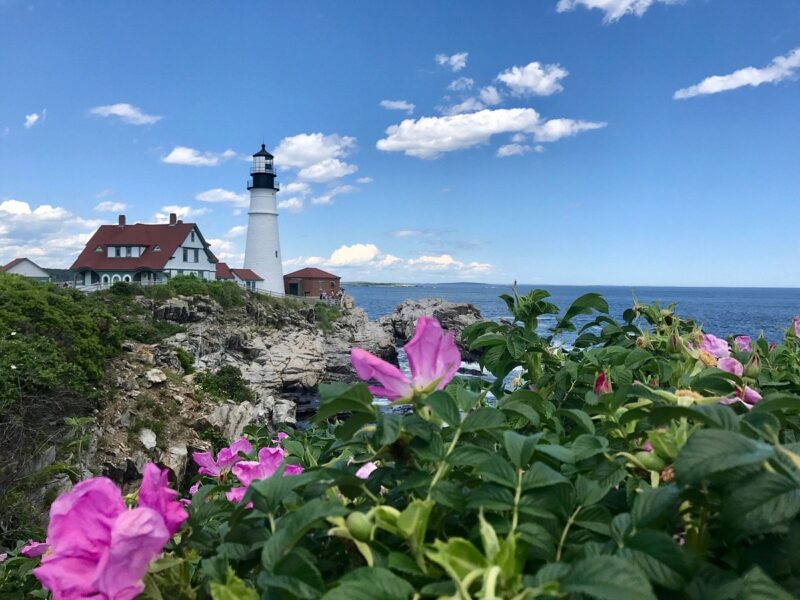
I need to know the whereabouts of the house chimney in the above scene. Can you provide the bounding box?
[169,212,177,225]
[118,214,126,227]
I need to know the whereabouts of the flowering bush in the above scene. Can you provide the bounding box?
[4,289,800,598]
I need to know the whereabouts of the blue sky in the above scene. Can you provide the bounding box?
[1,0,798,286]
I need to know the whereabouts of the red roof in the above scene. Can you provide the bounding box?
[230,268,263,281]
[71,222,217,271]
[284,267,340,280]
[215,262,234,279]
[2,258,27,271]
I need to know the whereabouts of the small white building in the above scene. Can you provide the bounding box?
[71,213,220,287]
[1,257,51,281]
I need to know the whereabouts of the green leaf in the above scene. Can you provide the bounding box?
[632,485,680,528]
[675,429,775,486]
[461,407,507,432]
[479,511,500,560]
[425,538,487,581]
[375,412,402,445]
[561,555,657,600]
[504,430,537,469]
[618,530,690,590]
[314,383,376,423]
[499,400,540,426]
[210,568,259,600]
[478,455,518,488]
[396,499,434,553]
[721,471,800,538]
[249,467,308,514]
[321,567,414,600]
[556,409,596,435]
[262,499,348,571]
[521,462,569,490]
[575,475,611,506]
[554,293,609,333]
[426,391,461,427]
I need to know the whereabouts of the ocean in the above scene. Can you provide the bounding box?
[346,283,800,343]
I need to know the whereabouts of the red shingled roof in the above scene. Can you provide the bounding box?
[2,258,27,271]
[284,267,340,280]
[71,222,217,271]
[215,262,234,279]
[230,268,263,281]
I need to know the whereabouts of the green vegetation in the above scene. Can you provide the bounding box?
[313,301,342,332]
[174,346,195,373]
[195,365,253,403]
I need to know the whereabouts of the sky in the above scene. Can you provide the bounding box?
[1,0,799,287]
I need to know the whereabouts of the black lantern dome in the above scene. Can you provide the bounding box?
[248,144,279,191]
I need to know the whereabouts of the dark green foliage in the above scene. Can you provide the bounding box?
[174,346,195,373]
[313,302,342,332]
[196,365,253,403]
[141,275,247,308]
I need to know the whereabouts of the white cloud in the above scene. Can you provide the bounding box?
[377,108,542,159]
[94,201,127,212]
[329,243,381,266]
[497,143,532,157]
[556,0,681,23]
[281,181,312,196]
[511,133,527,143]
[0,199,102,267]
[377,254,402,267]
[224,225,247,238]
[408,254,491,274]
[89,103,161,125]
[311,184,356,206]
[195,188,249,208]
[380,99,415,114]
[442,97,486,116]
[532,118,606,142]
[674,47,800,99]
[206,238,242,262]
[24,112,41,129]
[273,133,356,169]
[152,205,210,222]
[497,61,569,96]
[277,197,304,213]
[356,177,373,184]
[448,77,474,91]
[392,229,434,238]
[479,86,503,106]
[298,158,357,182]
[435,52,469,72]
[162,147,236,167]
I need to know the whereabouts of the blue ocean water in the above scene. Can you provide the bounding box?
[346,283,800,343]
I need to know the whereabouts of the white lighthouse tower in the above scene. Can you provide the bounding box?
[243,144,283,293]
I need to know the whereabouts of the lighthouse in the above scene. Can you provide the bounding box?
[243,144,283,293]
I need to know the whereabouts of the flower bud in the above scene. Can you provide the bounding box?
[634,451,665,472]
[743,353,761,379]
[346,511,373,542]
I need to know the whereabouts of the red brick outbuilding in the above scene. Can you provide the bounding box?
[283,267,341,298]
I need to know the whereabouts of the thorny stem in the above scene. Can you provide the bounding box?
[556,506,582,562]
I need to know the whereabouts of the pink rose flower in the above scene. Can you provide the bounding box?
[738,386,763,405]
[794,316,800,336]
[700,334,730,358]
[272,432,289,445]
[192,437,253,477]
[733,335,751,352]
[137,464,188,536]
[32,476,171,600]
[594,372,611,395]
[226,446,304,506]
[351,316,461,402]
[355,462,378,480]
[642,441,653,452]
[718,357,744,377]
[20,540,50,558]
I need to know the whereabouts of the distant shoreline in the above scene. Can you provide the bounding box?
[343,281,800,290]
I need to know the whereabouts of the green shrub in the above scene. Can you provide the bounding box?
[314,302,342,332]
[195,365,253,403]
[174,347,195,373]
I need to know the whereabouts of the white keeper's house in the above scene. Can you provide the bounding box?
[70,213,221,287]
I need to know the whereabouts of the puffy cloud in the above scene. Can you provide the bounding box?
[205,238,242,263]
[356,177,373,184]
[674,48,800,99]
[224,225,247,238]
[89,103,161,125]
[195,188,249,207]
[281,181,312,196]
[277,197,304,212]
[496,143,532,157]
[298,158,357,182]
[496,61,568,96]
[329,243,381,266]
[442,97,486,116]
[532,118,606,142]
[0,199,103,267]
[380,99,415,114]
[408,254,491,274]
[94,201,127,212]
[435,52,469,72]
[24,112,42,129]
[152,205,210,222]
[162,147,236,167]
[273,133,355,169]
[448,77,474,91]
[311,184,356,206]
[556,0,682,23]
[479,86,503,106]
[377,108,541,159]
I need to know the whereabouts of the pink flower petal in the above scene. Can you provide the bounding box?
[191,451,221,477]
[733,335,752,352]
[351,348,413,401]
[355,462,378,479]
[740,386,763,405]
[94,507,170,600]
[20,540,49,558]
[137,464,188,536]
[718,357,744,377]
[405,316,461,391]
[594,372,611,395]
[700,334,730,359]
